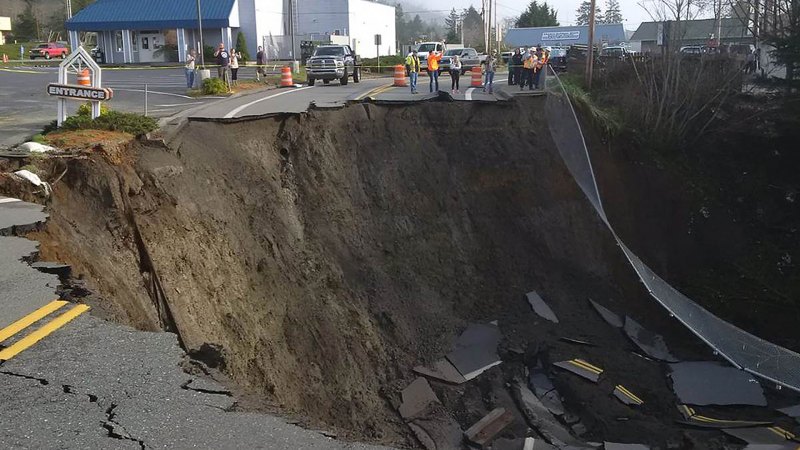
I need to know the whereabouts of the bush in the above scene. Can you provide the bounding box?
[235,32,250,61]
[76,102,111,117]
[202,77,228,95]
[59,110,158,136]
[362,55,406,73]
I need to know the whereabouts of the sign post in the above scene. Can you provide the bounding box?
[48,47,111,126]
[375,34,382,71]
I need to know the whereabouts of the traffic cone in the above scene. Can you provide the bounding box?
[2,54,8,64]
[77,68,91,86]
[393,65,407,87]
[471,65,483,87]
[280,66,293,87]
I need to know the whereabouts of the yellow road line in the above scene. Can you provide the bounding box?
[768,426,795,439]
[0,304,90,361]
[615,385,643,404]
[355,83,393,101]
[0,300,68,343]
[571,359,603,374]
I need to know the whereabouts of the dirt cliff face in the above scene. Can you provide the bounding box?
[32,99,680,444]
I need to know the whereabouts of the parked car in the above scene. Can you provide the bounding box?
[680,45,705,55]
[415,41,462,71]
[29,42,69,59]
[438,48,480,75]
[306,44,361,86]
[600,45,629,60]
[547,46,568,72]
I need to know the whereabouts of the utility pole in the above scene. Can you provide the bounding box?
[288,0,297,68]
[66,0,73,18]
[585,0,597,89]
[196,0,205,67]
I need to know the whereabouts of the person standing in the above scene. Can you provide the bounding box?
[428,50,442,92]
[185,49,196,89]
[450,55,462,93]
[405,50,421,94]
[255,46,266,81]
[230,48,242,87]
[214,43,230,86]
[533,47,545,89]
[509,48,522,85]
[483,53,496,94]
[521,48,536,91]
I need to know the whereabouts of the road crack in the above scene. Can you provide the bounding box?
[0,369,50,385]
[102,403,147,450]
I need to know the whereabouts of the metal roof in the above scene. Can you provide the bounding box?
[505,24,626,47]
[630,18,752,41]
[66,0,236,31]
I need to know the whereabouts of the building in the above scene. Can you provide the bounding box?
[505,24,626,48]
[295,0,396,58]
[0,16,10,45]
[65,0,395,64]
[629,18,753,53]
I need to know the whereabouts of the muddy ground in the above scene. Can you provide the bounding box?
[17,97,799,448]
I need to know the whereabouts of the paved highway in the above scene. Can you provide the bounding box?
[0,196,389,449]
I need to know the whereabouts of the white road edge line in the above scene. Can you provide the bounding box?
[0,197,22,204]
[110,88,193,99]
[224,87,313,119]
[465,88,475,101]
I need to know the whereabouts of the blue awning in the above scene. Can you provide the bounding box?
[66,0,236,31]
[505,24,627,47]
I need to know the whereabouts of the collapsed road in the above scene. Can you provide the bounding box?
[1,73,800,449]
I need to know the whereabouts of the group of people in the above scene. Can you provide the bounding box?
[508,47,549,91]
[184,42,254,89]
[404,50,498,95]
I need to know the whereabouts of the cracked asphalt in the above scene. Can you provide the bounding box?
[0,198,390,449]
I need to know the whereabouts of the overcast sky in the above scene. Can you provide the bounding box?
[401,0,657,31]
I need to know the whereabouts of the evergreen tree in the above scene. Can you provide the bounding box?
[516,1,560,27]
[603,0,623,24]
[575,0,603,26]
[14,0,39,41]
[445,8,461,43]
[462,6,485,52]
[235,31,250,61]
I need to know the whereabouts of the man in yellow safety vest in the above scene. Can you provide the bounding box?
[405,50,421,94]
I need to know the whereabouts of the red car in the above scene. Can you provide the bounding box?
[29,42,69,60]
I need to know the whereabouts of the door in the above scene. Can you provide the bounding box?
[138,32,162,62]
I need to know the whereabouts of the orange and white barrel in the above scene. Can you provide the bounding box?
[471,65,483,87]
[393,65,407,87]
[77,68,91,86]
[280,66,293,87]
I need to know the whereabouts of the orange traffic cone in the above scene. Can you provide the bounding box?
[393,65,407,87]
[471,65,483,87]
[2,54,8,63]
[280,66,293,87]
[77,68,91,86]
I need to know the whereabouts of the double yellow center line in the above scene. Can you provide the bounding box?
[354,83,394,101]
[614,384,644,405]
[568,358,604,375]
[0,300,90,361]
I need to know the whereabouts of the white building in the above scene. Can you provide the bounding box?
[0,16,11,46]
[295,0,396,58]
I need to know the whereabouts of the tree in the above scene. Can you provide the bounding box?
[235,31,250,61]
[516,1,560,27]
[575,0,603,26]
[461,6,485,51]
[445,8,461,42]
[14,1,39,41]
[603,0,624,23]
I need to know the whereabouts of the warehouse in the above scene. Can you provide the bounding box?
[505,23,627,48]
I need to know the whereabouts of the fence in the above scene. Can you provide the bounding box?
[544,65,800,392]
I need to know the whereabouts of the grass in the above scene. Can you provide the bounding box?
[559,74,623,137]
[0,42,36,61]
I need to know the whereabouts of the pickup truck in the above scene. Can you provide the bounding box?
[29,42,69,59]
[306,45,361,86]
[416,41,462,71]
[438,48,481,75]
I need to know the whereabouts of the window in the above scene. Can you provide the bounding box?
[115,31,123,51]
[142,37,149,50]
[131,31,138,51]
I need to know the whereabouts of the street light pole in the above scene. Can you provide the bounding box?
[585,0,596,89]
[196,0,205,67]
[66,0,73,18]
[288,0,297,68]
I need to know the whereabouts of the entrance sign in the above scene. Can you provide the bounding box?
[47,84,113,100]
[48,47,112,126]
[541,31,581,41]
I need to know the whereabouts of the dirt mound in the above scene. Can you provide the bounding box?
[29,99,737,446]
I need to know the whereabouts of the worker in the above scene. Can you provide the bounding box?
[533,47,545,90]
[428,50,443,92]
[521,48,537,91]
[483,53,496,94]
[405,50,421,94]
[509,48,522,85]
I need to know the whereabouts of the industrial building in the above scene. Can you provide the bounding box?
[65,0,395,64]
[505,24,627,48]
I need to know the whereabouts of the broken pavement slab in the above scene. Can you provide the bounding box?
[407,404,464,450]
[623,316,678,362]
[464,407,514,448]
[778,405,800,418]
[669,361,767,407]
[722,426,798,445]
[525,291,559,323]
[0,196,48,233]
[529,365,566,416]
[398,377,440,421]
[612,385,644,407]
[446,323,502,381]
[512,381,584,448]
[588,299,623,328]
[553,359,604,383]
[676,404,772,429]
[413,358,467,385]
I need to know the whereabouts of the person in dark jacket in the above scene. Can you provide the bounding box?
[213,43,230,85]
[255,46,266,81]
[509,49,522,85]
